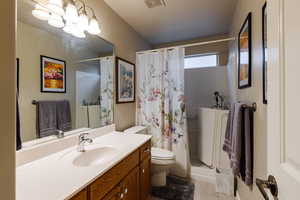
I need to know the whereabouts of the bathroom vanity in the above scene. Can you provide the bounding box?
[16,131,152,200]
[70,140,151,200]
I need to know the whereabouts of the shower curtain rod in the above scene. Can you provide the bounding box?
[74,56,112,64]
[136,37,236,54]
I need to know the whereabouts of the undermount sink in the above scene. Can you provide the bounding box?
[72,146,118,167]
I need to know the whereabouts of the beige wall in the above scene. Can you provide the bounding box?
[0,0,16,199]
[227,0,267,199]
[88,0,151,131]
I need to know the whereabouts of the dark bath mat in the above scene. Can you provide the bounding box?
[152,175,195,200]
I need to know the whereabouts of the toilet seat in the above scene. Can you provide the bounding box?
[151,147,175,160]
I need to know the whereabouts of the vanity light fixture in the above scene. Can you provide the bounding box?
[31,0,101,38]
[46,0,64,16]
[78,10,89,30]
[72,25,86,38]
[32,4,51,20]
[48,13,65,28]
[87,14,101,35]
[64,0,79,23]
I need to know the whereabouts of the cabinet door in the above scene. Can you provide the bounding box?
[102,186,121,200]
[121,167,139,200]
[70,189,87,200]
[140,157,151,200]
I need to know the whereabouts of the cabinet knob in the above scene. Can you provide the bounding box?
[120,193,124,199]
[142,169,145,173]
[124,188,128,194]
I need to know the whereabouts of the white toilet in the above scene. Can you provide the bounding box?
[151,147,175,186]
[124,126,176,187]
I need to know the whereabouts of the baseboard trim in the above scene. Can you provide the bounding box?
[235,192,241,200]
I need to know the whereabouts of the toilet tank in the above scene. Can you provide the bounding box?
[124,126,148,135]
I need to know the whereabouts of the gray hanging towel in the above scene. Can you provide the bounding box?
[56,100,72,131]
[241,107,253,186]
[223,103,245,174]
[36,101,57,138]
[16,92,22,150]
[223,102,254,186]
[223,103,244,172]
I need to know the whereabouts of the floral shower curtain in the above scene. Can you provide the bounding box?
[136,48,189,177]
[100,56,114,126]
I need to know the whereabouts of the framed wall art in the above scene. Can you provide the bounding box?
[238,13,252,89]
[116,57,135,103]
[40,55,66,93]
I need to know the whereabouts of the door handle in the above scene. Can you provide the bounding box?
[256,175,278,200]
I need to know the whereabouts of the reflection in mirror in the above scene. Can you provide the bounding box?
[17,0,114,147]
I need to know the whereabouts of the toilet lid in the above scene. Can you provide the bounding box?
[151,147,175,160]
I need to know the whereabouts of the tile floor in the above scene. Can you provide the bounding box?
[151,179,234,200]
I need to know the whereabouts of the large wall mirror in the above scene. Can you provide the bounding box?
[17,0,115,146]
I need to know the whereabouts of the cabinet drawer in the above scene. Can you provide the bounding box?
[140,141,151,161]
[69,188,87,200]
[89,150,139,200]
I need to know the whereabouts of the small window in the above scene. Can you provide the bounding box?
[184,54,218,69]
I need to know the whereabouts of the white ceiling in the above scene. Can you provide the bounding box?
[104,0,238,45]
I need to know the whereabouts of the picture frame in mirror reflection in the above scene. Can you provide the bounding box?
[40,55,66,93]
[116,57,135,103]
[238,12,252,89]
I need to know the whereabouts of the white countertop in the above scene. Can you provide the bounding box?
[16,132,151,200]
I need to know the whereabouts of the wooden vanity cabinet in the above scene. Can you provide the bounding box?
[70,189,88,200]
[70,140,151,200]
[120,167,140,200]
[101,186,121,200]
[140,157,151,200]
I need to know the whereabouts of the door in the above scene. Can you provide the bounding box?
[262,0,300,199]
[140,157,151,200]
[121,167,139,200]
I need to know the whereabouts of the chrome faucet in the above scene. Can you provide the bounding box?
[78,133,93,152]
[213,91,225,109]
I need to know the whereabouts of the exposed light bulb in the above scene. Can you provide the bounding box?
[64,1,79,23]
[32,4,50,21]
[46,0,64,16]
[48,13,64,28]
[32,1,102,38]
[78,12,89,30]
[87,16,101,35]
